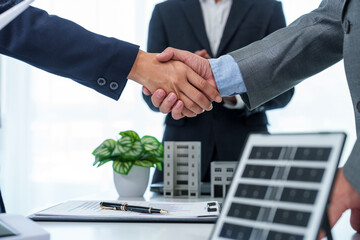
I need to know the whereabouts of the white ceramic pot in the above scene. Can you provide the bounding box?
[113,166,150,197]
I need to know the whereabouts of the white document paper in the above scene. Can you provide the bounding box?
[30,200,220,222]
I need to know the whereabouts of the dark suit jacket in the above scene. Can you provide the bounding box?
[0,0,139,101]
[144,0,294,183]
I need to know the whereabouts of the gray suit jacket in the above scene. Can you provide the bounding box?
[230,0,360,192]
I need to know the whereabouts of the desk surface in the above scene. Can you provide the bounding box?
[39,222,213,240]
[35,191,359,240]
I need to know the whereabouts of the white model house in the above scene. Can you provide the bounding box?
[210,161,237,198]
[163,141,201,198]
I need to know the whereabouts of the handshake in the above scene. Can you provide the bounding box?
[127,47,222,120]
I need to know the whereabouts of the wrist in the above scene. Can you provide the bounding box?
[128,50,148,85]
[209,55,245,96]
[207,60,218,90]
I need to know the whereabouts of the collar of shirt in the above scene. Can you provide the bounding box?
[199,0,232,57]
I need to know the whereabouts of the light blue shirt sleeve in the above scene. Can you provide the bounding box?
[209,55,246,96]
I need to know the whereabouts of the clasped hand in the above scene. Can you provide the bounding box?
[128,50,221,117]
[140,48,217,119]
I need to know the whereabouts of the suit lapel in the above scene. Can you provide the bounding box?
[182,0,213,56]
[216,0,254,56]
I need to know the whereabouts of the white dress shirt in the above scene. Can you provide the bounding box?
[199,0,232,57]
[199,0,244,109]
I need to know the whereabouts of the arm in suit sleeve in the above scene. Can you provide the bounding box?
[0,0,16,12]
[253,1,294,111]
[230,0,360,190]
[0,4,139,100]
[230,0,344,110]
[142,5,168,112]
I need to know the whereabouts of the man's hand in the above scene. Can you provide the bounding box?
[129,50,221,116]
[156,47,216,88]
[318,168,360,239]
[142,87,187,119]
[145,47,219,119]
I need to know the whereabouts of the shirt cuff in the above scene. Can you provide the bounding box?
[209,54,247,96]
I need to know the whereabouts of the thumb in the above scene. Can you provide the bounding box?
[156,47,176,62]
[157,47,191,63]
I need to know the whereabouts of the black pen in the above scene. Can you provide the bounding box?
[100,202,168,214]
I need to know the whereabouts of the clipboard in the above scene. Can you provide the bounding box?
[29,200,221,223]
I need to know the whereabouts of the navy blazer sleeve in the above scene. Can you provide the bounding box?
[0,1,139,100]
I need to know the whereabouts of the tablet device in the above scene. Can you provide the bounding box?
[210,132,346,240]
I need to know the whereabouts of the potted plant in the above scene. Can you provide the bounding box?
[92,130,163,197]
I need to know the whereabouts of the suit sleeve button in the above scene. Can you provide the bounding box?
[344,20,351,34]
[97,77,107,86]
[110,82,119,90]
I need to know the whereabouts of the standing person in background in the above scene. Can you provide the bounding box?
[143,0,294,184]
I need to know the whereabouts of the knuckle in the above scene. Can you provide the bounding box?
[172,76,182,85]
[193,91,207,106]
[177,65,187,75]
[198,78,207,89]
[175,77,182,85]
[186,101,197,110]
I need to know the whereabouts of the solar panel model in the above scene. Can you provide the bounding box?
[210,133,346,240]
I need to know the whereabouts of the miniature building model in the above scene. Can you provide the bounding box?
[211,161,237,198]
[163,141,201,198]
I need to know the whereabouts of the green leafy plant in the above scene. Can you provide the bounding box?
[92,130,163,175]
